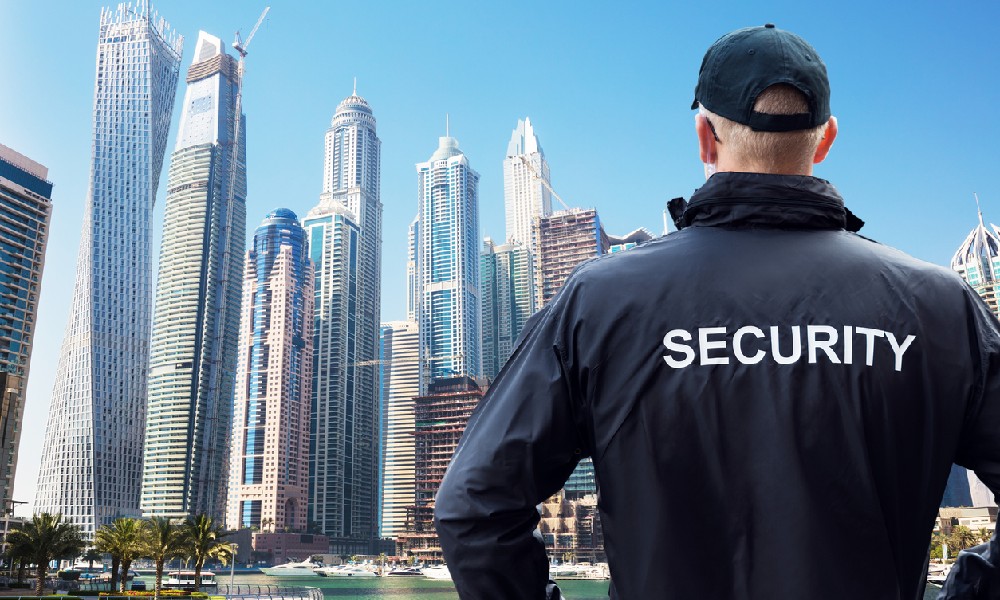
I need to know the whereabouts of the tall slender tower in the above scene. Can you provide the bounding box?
[308,90,381,553]
[504,117,551,250]
[35,2,181,536]
[142,31,246,521]
[0,145,53,511]
[226,210,313,532]
[378,320,419,539]
[415,134,481,391]
[949,203,1000,508]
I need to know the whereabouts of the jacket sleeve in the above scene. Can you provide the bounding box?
[434,301,586,600]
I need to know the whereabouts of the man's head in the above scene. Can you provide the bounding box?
[692,24,837,176]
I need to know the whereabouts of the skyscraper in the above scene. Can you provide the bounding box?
[35,2,181,536]
[949,205,1000,507]
[142,31,245,521]
[415,134,482,390]
[536,208,610,306]
[308,90,381,553]
[504,117,551,250]
[226,209,313,533]
[378,320,419,539]
[480,238,535,381]
[0,144,53,510]
[397,376,484,561]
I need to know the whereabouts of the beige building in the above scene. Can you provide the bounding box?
[226,210,314,533]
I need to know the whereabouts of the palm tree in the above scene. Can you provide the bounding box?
[81,547,102,572]
[180,515,231,592]
[144,517,184,600]
[6,513,85,596]
[95,517,145,592]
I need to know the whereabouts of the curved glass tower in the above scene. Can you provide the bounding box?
[308,91,382,553]
[415,134,481,390]
[226,210,313,532]
[35,2,181,536]
[142,31,246,521]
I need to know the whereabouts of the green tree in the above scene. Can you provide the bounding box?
[143,517,185,600]
[6,513,85,596]
[95,517,145,592]
[180,515,231,592]
[81,547,102,572]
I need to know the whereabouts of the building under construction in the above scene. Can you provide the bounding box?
[535,208,610,307]
[397,376,486,560]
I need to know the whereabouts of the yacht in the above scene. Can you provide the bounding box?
[164,571,217,589]
[421,564,452,580]
[386,566,424,577]
[261,560,322,577]
[549,563,610,580]
[314,565,377,577]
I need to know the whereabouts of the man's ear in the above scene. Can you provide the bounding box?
[813,116,838,164]
[695,113,718,165]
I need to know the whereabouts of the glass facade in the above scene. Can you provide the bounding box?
[415,136,481,391]
[307,92,381,553]
[35,2,181,537]
[480,239,535,381]
[142,31,246,522]
[0,145,53,511]
[225,210,313,532]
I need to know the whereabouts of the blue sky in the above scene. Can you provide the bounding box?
[2,0,999,512]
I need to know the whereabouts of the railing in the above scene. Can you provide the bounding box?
[218,584,324,600]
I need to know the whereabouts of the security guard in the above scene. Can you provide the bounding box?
[435,25,1000,599]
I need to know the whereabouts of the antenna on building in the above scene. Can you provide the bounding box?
[662,209,669,236]
[446,113,450,137]
[353,76,357,96]
[975,192,985,225]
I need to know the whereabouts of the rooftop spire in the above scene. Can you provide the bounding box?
[353,76,357,96]
[446,113,450,138]
[976,192,985,227]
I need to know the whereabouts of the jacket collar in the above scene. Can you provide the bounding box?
[669,172,863,232]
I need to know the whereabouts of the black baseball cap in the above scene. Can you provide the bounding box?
[692,24,830,132]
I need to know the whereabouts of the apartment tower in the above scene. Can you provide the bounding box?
[378,320,419,539]
[414,133,482,391]
[142,31,246,521]
[226,209,313,532]
[480,238,535,381]
[0,144,53,510]
[35,2,181,536]
[308,90,382,553]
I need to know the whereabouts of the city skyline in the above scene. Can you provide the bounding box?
[3,1,1000,513]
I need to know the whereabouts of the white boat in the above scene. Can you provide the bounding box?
[164,571,217,589]
[927,562,952,585]
[386,566,424,577]
[261,560,322,577]
[313,565,377,577]
[549,563,610,580]
[421,565,452,580]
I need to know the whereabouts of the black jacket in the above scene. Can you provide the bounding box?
[435,172,1000,599]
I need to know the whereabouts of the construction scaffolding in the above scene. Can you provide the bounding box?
[534,208,610,307]
[396,376,486,560]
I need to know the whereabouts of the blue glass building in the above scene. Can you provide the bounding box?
[415,135,482,391]
[0,144,53,511]
[227,209,313,532]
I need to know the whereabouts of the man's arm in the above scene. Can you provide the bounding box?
[434,303,586,599]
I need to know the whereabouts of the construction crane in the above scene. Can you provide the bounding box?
[519,154,571,211]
